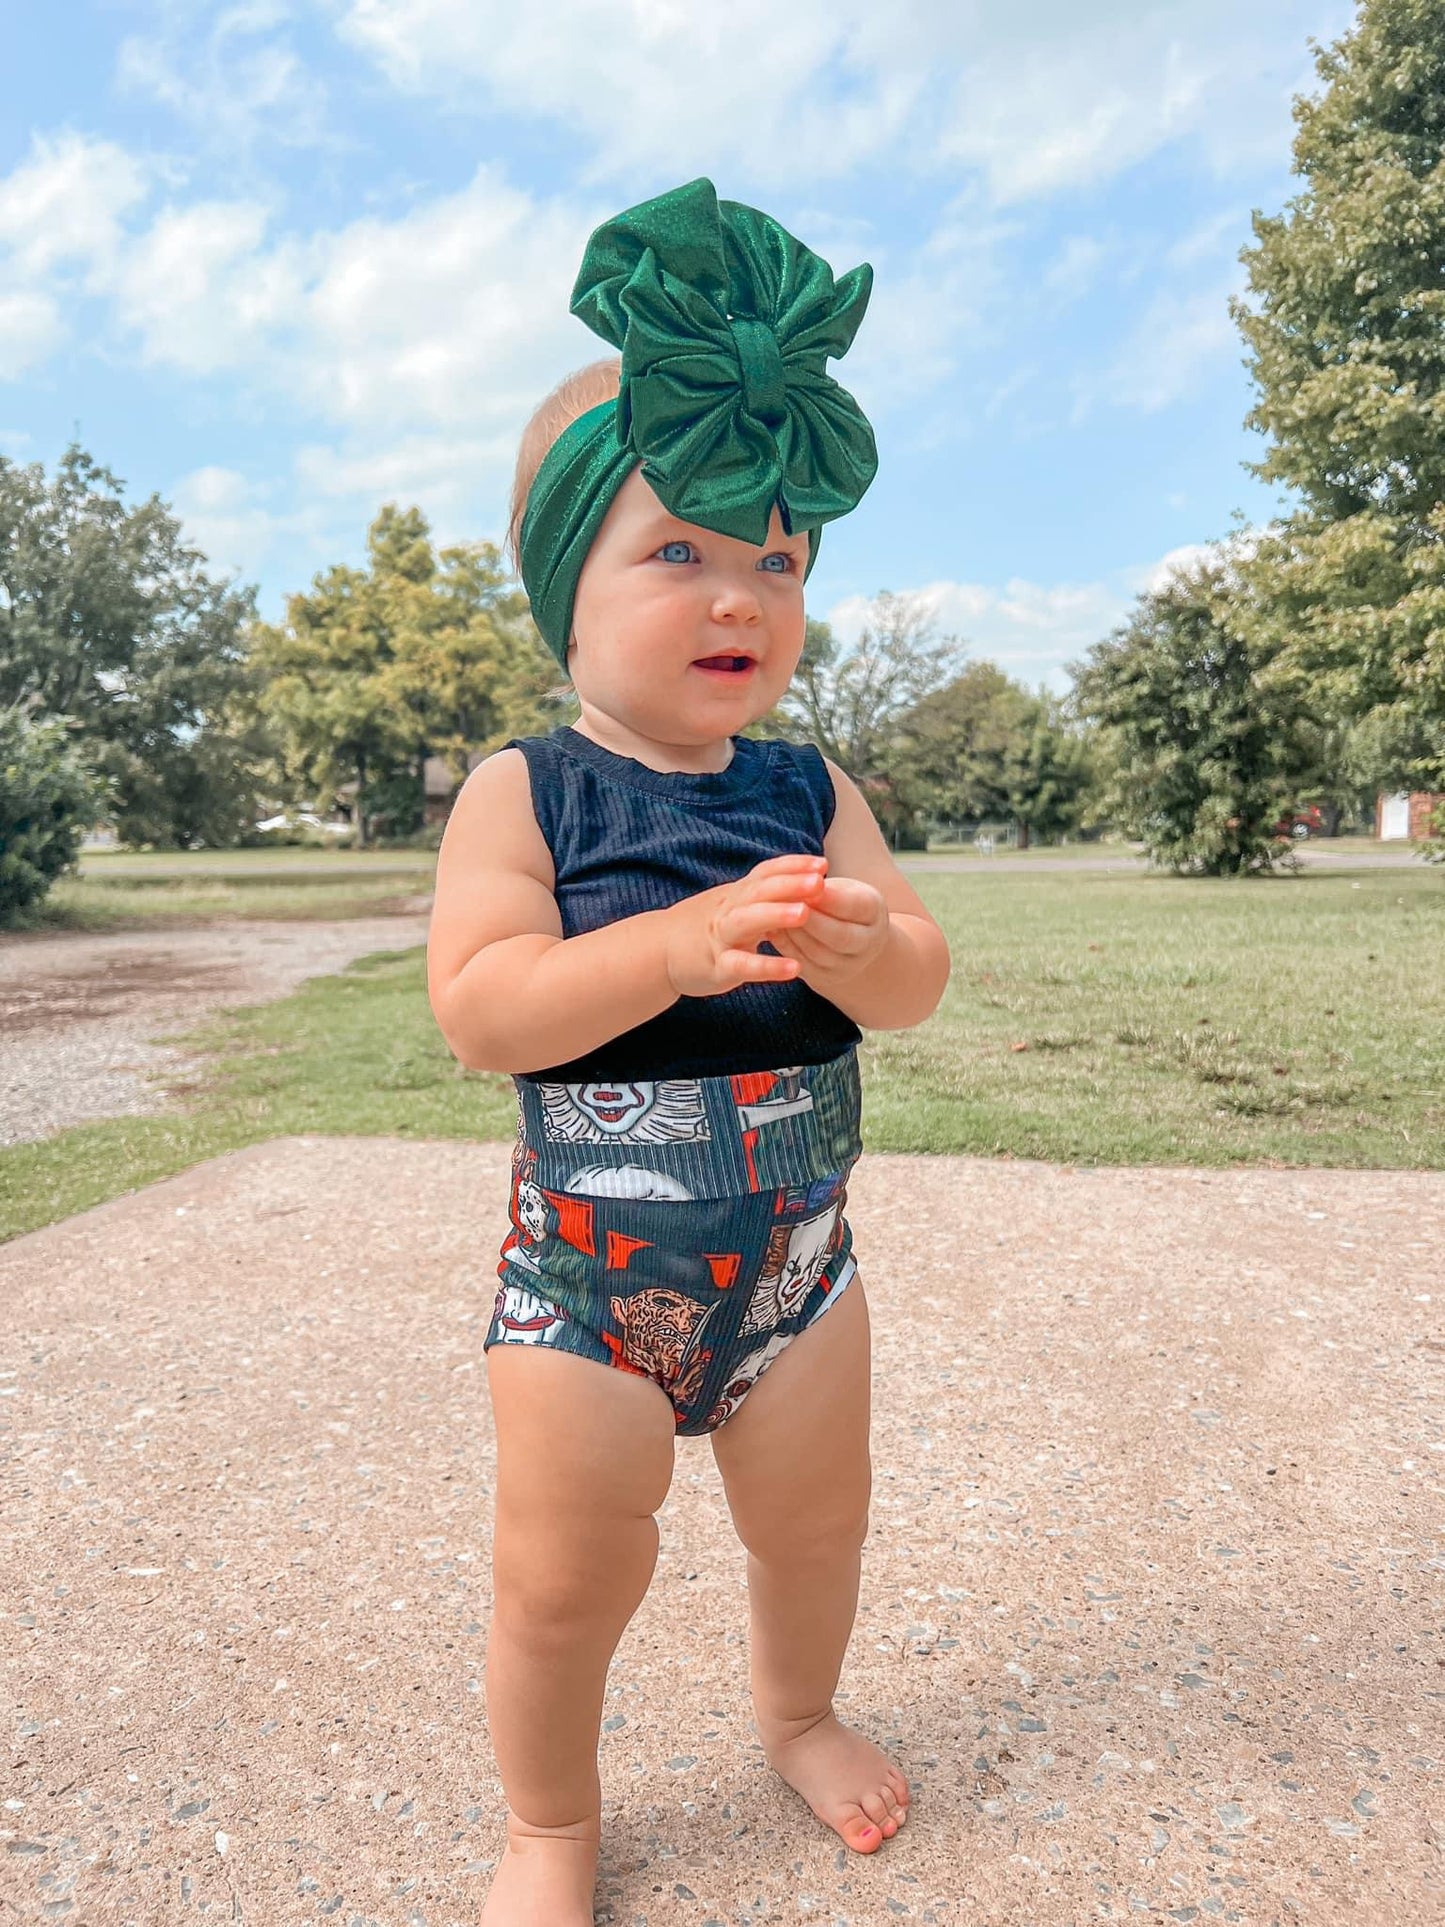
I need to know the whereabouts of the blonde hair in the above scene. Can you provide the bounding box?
[507,356,622,572]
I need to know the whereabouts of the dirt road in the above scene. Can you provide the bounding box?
[0,914,430,1147]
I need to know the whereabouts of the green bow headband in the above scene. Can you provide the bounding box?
[519,177,878,667]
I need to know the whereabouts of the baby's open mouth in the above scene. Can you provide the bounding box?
[692,654,757,676]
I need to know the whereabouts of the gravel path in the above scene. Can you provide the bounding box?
[0,914,430,1148]
[2,1138,1439,1922]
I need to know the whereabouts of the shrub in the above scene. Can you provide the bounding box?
[0,709,106,926]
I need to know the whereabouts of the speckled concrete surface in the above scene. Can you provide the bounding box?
[2,1139,1441,1926]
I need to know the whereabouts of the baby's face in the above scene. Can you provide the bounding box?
[569,468,808,748]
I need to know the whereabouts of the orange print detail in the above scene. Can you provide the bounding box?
[541,1189,596,1255]
[704,1252,743,1291]
[606,1230,654,1271]
[730,1070,778,1107]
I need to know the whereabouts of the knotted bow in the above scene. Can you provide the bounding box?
[519,178,878,666]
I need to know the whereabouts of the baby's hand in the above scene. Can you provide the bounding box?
[767,874,892,985]
[663,854,827,999]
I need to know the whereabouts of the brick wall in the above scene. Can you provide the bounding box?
[1409,792,1443,840]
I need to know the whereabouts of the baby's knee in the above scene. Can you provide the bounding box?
[493,1510,660,1649]
[739,1495,871,1569]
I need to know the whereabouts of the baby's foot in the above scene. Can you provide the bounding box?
[480,1813,598,1926]
[761,1710,911,1854]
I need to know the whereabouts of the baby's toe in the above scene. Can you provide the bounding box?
[840,1808,885,1854]
[861,1788,900,1836]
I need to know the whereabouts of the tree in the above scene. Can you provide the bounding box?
[0,445,264,846]
[1236,510,1445,799]
[1074,552,1326,875]
[1007,695,1097,845]
[252,505,560,845]
[1232,0,1445,788]
[763,592,961,841]
[0,709,106,925]
[891,663,1094,845]
[893,662,1032,827]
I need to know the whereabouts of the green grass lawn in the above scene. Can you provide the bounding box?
[34,847,436,928]
[3,864,1441,1243]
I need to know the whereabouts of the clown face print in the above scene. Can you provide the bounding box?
[540,1078,711,1144]
[740,1201,842,1336]
[565,1163,695,1200]
[493,1282,566,1345]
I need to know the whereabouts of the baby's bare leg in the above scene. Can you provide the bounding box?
[710,1282,910,1854]
[482,1347,675,1926]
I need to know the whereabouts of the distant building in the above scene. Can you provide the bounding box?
[423,752,483,825]
[1376,791,1443,840]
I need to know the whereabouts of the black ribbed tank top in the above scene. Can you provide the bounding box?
[507,726,862,1082]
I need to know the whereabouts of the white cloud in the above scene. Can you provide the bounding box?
[291,431,520,537]
[0,133,148,279]
[1166,206,1251,270]
[827,536,1245,689]
[111,200,302,374]
[0,130,597,452]
[339,0,922,185]
[1127,541,1219,595]
[296,171,593,432]
[335,0,1345,199]
[116,3,333,153]
[172,464,283,577]
[0,134,151,376]
[846,196,1014,414]
[1080,279,1240,418]
[0,292,61,377]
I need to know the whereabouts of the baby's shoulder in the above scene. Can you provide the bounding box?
[443,743,550,880]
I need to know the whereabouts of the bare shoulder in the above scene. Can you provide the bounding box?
[817,752,936,921]
[428,747,561,997]
[441,746,553,886]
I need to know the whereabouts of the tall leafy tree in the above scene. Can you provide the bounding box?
[892,663,1094,844]
[763,592,960,841]
[1232,0,1445,795]
[1007,694,1097,845]
[252,505,559,844]
[1074,553,1326,875]
[0,445,263,846]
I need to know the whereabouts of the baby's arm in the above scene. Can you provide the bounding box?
[766,757,952,1030]
[427,748,828,1075]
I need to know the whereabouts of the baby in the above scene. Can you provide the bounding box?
[428,179,951,1926]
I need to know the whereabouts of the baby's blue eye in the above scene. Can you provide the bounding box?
[657,539,697,564]
[757,552,793,574]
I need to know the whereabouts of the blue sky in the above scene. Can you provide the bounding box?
[2,0,1356,688]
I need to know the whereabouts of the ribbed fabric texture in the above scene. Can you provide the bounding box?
[507,726,863,1081]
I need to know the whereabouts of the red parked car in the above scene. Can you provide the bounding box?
[1272,804,1326,838]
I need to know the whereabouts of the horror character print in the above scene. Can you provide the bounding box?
[741,1179,848,1337]
[607,1287,716,1412]
[491,1282,567,1346]
[488,1054,863,1434]
[540,1078,712,1144]
[704,1331,794,1428]
[498,1145,552,1275]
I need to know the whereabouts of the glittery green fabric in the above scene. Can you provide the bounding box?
[520,177,877,666]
